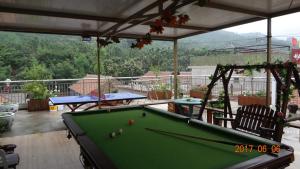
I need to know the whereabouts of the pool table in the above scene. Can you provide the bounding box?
[62,106,294,169]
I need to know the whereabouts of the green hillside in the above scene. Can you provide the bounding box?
[0,30,291,80]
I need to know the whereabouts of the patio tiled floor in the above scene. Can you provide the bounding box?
[0,102,299,169]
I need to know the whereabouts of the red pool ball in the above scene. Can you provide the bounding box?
[128,119,135,125]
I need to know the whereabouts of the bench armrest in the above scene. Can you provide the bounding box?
[259,126,275,132]
[214,117,235,121]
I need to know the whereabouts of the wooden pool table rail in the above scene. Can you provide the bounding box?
[62,106,294,169]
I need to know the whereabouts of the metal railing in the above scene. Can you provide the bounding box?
[0,75,272,105]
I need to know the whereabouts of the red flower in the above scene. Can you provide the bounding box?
[98,39,112,46]
[141,39,151,45]
[135,39,144,49]
[283,61,289,68]
[111,36,120,43]
[136,43,144,49]
[162,10,173,23]
[178,14,190,25]
[277,112,284,117]
[169,15,178,26]
[280,85,287,91]
[276,112,286,125]
[150,25,164,34]
[130,43,137,48]
[150,19,164,34]
[154,19,163,27]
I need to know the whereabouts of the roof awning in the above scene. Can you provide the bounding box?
[0,0,300,40]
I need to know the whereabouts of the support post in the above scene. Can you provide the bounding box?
[173,39,178,99]
[266,18,272,106]
[198,65,220,120]
[97,36,101,109]
[282,66,292,115]
[221,68,234,128]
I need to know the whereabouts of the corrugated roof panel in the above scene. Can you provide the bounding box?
[0,0,157,19]
[215,0,300,13]
[0,0,300,39]
[179,4,254,27]
[0,12,115,32]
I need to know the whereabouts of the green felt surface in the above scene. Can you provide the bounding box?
[72,108,262,169]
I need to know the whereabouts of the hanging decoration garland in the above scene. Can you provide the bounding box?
[276,112,286,125]
[131,10,190,49]
[97,36,120,47]
[97,10,189,48]
[233,61,296,102]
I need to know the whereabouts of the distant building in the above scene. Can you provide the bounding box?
[69,74,119,95]
[138,71,191,84]
[188,65,267,86]
[0,95,9,104]
[188,65,266,77]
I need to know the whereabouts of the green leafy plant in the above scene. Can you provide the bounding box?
[213,111,224,118]
[243,68,253,76]
[153,82,170,91]
[209,91,225,109]
[150,65,161,78]
[111,89,118,93]
[242,90,266,97]
[24,82,51,99]
[255,90,266,97]
[191,85,208,92]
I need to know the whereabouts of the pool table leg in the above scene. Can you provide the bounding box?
[207,109,212,124]
[189,105,193,118]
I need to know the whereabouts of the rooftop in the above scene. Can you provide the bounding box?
[1,0,300,40]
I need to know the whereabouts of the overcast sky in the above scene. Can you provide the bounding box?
[224,12,300,39]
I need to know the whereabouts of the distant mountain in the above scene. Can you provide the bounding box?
[178,30,290,50]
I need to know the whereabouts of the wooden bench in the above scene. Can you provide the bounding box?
[215,105,283,141]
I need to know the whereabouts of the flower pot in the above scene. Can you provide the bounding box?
[147,90,172,100]
[238,95,270,106]
[288,104,298,114]
[213,112,223,126]
[0,104,18,113]
[28,98,49,111]
[0,112,15,132]
[190,90,211,99]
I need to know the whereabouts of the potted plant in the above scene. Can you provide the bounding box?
[190,85,212,99]
[238,90,270,106]
[286,87,297,116]
[209,91,225,126]
[147,83,172,100]
[24,82,51,111]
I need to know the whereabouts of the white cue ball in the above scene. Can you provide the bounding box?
[119,128,123,134]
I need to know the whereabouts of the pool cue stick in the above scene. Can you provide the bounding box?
[145,127,240,146]
[145,128,283,154]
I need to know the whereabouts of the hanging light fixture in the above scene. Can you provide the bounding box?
[82,35,92,42]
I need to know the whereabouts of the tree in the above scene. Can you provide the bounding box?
[19,59,52,80]
[52,60,79,79]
